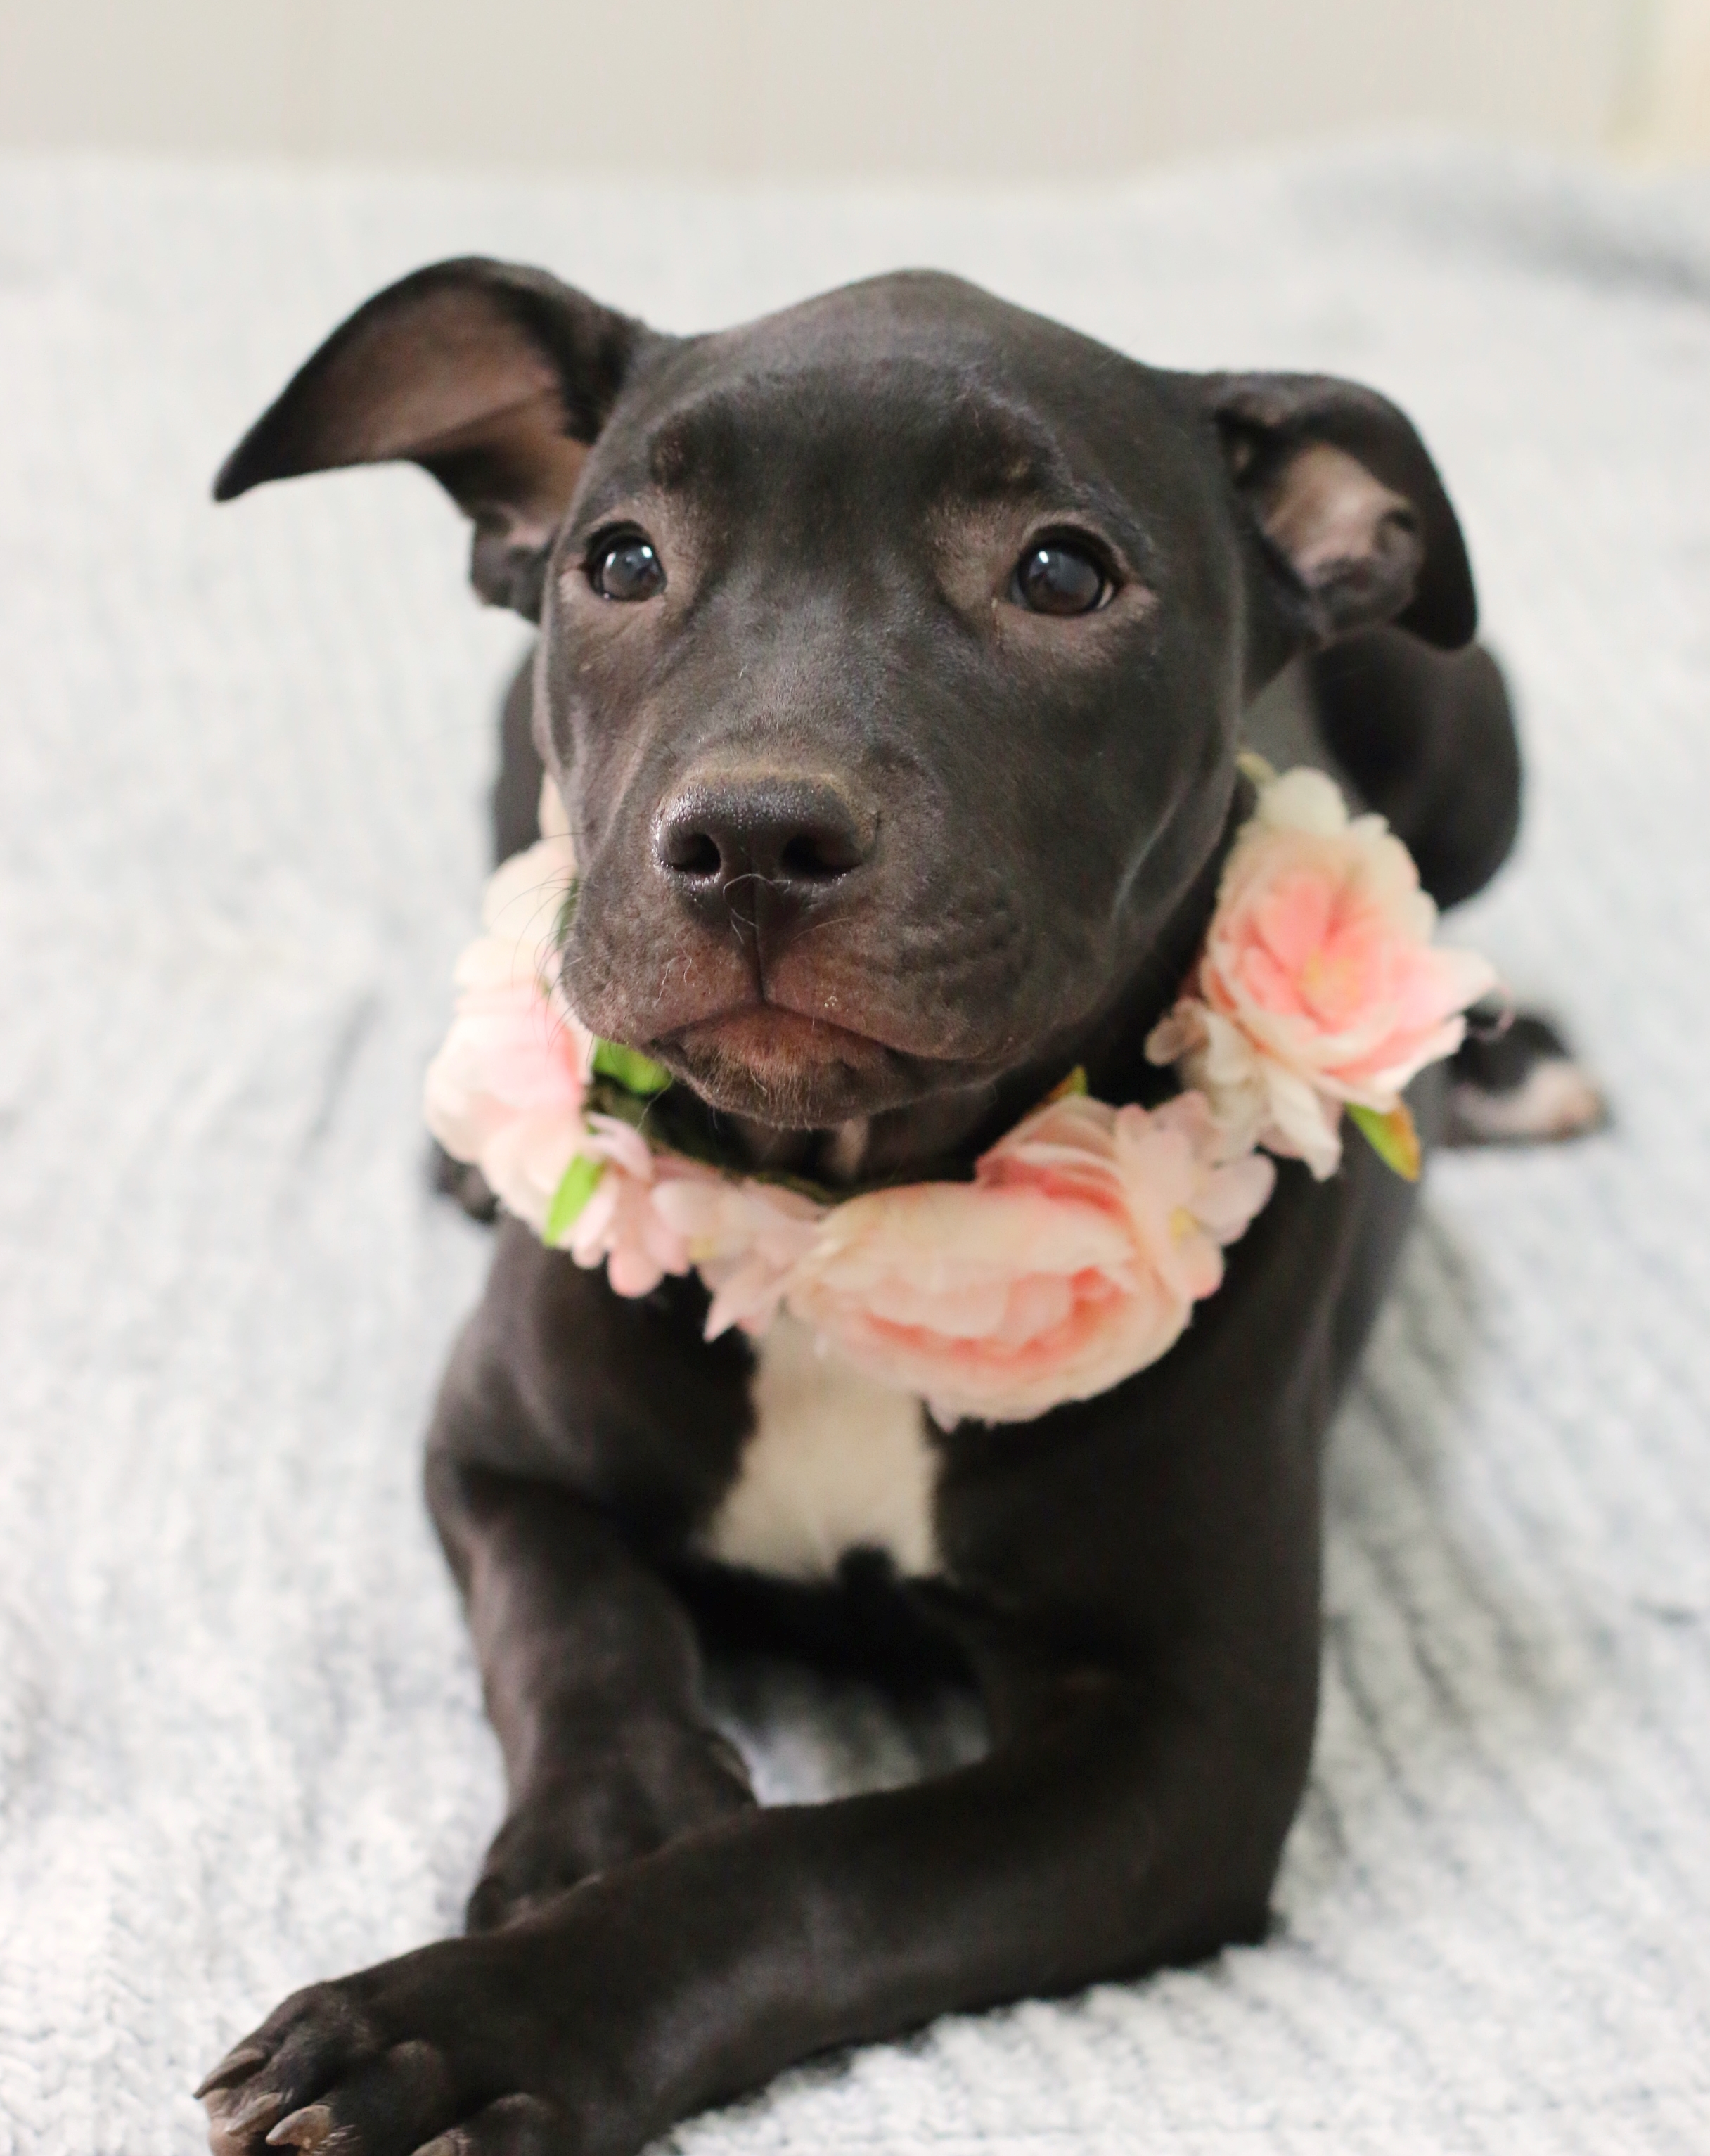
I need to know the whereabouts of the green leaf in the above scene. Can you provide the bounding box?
[1043,1065,1090,1105]
[1236,749,1278,791]
[591,1039,673,1097]
[544,1154,607,1243]
[1349,1101,1422,1182]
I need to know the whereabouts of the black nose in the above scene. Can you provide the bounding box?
[655,776,873,901]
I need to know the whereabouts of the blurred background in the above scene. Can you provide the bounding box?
[1,0,1706,177]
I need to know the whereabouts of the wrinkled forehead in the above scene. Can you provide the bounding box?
[578,277,1169,528]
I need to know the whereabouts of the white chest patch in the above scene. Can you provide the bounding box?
[698,1317,941,1583]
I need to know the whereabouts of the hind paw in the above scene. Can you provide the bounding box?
[429,1141,499,1222]
[1445,1012,1609,1146]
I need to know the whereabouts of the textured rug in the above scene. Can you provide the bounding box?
[0,143,1706,2155]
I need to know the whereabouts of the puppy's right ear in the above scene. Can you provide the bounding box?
[214,259,660,619]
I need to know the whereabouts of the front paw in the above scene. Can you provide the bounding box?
[197,1939,570,2156]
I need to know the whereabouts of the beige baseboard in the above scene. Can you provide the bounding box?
[0,0,1704,177]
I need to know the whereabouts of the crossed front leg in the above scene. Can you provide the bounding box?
[198,1136,1381,2156]
[200,1468,1318,2156]
[426,1460,755,1931]
[200,1686,1306,2156]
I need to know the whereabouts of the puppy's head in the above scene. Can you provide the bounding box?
[218,261,1474,1132]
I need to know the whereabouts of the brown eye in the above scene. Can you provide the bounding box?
[1011,539,1110,616]
[589,532,665,602]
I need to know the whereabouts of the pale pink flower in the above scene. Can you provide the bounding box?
[785,1092,1274,1426]
[653,1176,829,1339]
[537,771,571,841]
[1148,767,1496,1176]
[423,828,592,1232]
[562,1116,698,1297]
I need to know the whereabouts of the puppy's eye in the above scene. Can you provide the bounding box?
[589,532,665,602]
[1010,539,1110,617]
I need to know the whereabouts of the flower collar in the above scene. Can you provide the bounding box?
[424,760,1495,1426]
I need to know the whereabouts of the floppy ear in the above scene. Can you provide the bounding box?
[214,258,659,619]
[1204,373,1477,653]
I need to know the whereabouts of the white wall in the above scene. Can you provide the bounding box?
[0,0,1704,177]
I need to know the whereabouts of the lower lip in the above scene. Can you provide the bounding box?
[671,1007,894,1075]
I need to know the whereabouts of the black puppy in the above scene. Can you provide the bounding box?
[199,261,1584,2156]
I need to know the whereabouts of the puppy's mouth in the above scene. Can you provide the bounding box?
[652,1003,953,1127]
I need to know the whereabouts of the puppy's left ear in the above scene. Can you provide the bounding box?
[1204,373,1476,653]
[214,257,662,618]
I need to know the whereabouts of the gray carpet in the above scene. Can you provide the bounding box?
[1,143,1706,2154]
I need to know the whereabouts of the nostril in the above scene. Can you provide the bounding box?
[661,826,723,878]
[778,829,861,882]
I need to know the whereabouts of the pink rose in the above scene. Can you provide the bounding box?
[1148,766,1496,1177]
[653,1176,828,1339]
[560,1117,700,1298]
[423,828,592,1231]
[785,1092,1274,1425]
